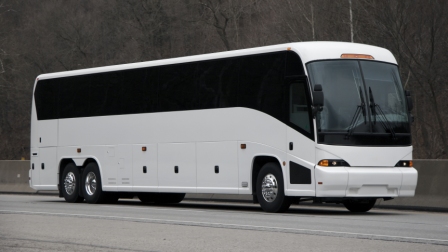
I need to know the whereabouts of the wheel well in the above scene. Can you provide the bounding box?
[59,159,75,175]
[252,156,282,195]
[83,158,97,167]
[59,158,97,195]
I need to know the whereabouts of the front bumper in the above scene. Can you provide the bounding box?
[315,166,418,197]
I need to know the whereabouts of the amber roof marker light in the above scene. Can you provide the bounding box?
[341,53,374,59]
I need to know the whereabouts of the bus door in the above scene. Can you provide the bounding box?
[286,81,316,196]
[30,148,40,187]
[37,119,58,188]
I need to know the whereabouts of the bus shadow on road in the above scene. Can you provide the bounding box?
[107,199,403,216]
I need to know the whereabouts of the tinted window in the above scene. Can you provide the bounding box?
[158,63,198,112]
[88,72,120,117]
[34,51,311,139]
[285,51,305,76]
[196,58,239,109]
[239,53,286,121]
[34,79,58,120]
[289,82,312,134]
[121,68,157,115]
[60,75,91,118]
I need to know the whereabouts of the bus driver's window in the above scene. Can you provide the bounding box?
[289,82,311,133]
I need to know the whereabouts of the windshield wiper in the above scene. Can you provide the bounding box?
[346,87,367,139]
[368,87,397,140]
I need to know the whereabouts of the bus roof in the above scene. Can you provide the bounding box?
[37,41,397,80]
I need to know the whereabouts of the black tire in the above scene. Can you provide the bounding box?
[61,163,84,203]
[154,193,186,204]
[256,162,291,213]
[343,198,376,212]
[138,193,185,204]
[103,192,119,204]
[138,193,158,203]
[81,162,107,204]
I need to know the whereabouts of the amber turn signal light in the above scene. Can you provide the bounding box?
[318,159,350,167]
[318,160,329,166]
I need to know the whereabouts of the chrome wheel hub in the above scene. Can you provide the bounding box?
[261,173,278,202]
[64,172,76,195]
[85,172,97,196]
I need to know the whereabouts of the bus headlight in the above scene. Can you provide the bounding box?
[395,160,413,167]
[318,159,350,167]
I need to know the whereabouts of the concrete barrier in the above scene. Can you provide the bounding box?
[1,160,447,210]
[0,161,35,193]
[377,160,448,210]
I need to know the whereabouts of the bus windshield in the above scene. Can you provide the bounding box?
[307,60,411,146]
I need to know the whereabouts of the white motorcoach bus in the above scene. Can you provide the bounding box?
[30,42,418,212]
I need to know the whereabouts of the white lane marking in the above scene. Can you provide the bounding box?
[99,205,207,213]
[1,209,448,243]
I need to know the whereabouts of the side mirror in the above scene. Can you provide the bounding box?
[313,84,324,115]
[405,90,413,111]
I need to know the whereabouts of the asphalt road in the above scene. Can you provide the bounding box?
[0,194,447,251]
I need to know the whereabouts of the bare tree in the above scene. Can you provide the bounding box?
[358,0,448,158]
[1,0,448,159]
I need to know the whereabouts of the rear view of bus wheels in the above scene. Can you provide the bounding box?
[343,198,376,212]
[82,162,108,204]
[61,163,84,203]
[256,162,292,213]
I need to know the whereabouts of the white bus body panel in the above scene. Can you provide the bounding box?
[315,145,417,197]
[38,147,58,189]
[132,144,158,192]
[158,142,197,193]
[30,148,39,189]
[316,144,413,167]
[116,145,133,191]
[54,108,289,194]
[196,141,239,194]
[30,84,59,190]
[286,127,316,196]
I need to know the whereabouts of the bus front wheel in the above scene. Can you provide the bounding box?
[256,162,291,213]
[343,199,376,212]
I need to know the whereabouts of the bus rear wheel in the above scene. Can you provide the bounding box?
[343,198,376,212]
[256,162,291,213]
[61,163,84,203]
[81,162,107,204]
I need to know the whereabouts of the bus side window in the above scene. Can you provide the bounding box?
[289,82,311,133]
